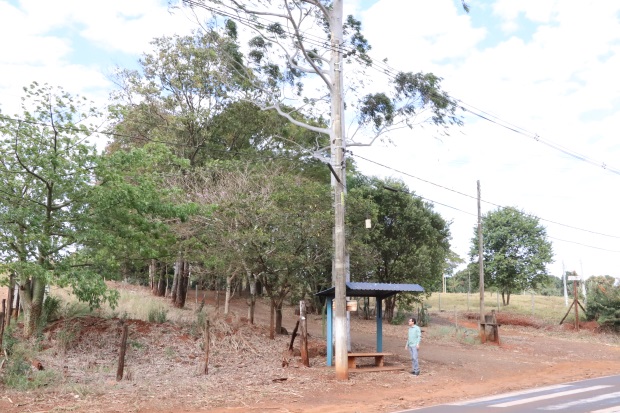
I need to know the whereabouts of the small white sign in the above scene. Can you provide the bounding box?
[567,276,580,281]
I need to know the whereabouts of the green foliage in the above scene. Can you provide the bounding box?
[0,333,58,389]
[147,306,168,323]
[470,207,553,305]
[1,324,18,355]
[42,295,62,323]
[35,295,63,336]
[0,82,105,335]
[417,304,430,327]
[586,276,620,330]
[347,175,452,321]
[391,308,408,325]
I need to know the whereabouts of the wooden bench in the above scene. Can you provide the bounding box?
[347,352,393,369]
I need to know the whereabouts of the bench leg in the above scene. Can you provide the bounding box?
[348,358,357,369]
[374,356,384,367]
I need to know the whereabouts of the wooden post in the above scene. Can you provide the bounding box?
[116,322,129,381]
[0,299,6,351]
[288,320,300,351]
[300,301,309,367]
[454,306,457,331]
[574,280,579,331]
[203,320,210,375]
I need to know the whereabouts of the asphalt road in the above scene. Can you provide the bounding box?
[396,375,620,413]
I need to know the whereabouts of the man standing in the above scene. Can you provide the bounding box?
[405,317,421,376]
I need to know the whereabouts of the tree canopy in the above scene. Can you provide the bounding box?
[347,175,452,320]
[0,83,195,335]
[470,207,554,305]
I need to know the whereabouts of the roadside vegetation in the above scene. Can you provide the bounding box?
[1,0,619,401]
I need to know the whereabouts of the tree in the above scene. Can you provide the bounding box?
[586,275,620,330]
[0,83,111,336]
[109,27,330,309]
[188,161,332,335]
[182,0,465,379]
[470,207,553,305]
[0,83,198,335]
[347,175,452,321]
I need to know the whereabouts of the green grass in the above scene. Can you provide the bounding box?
[424,292,571,323]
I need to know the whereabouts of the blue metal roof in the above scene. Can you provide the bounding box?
[316,281,424,299]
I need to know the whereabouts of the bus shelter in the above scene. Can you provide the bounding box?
[316,282,424,366]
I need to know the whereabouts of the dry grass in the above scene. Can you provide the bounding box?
[424,292,571,324]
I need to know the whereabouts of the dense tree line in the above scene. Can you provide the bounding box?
[1,20,558,338]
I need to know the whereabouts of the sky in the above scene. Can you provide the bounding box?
[1,0,619,281]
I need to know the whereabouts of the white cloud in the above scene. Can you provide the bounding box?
[1,0,620,278]
[352,0,620,277]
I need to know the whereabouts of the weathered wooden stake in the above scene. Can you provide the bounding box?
[0,299,6,351]
[300,301,309,367]
[116,322,129,381]
[203,320,210,375]
[288,320,300,351]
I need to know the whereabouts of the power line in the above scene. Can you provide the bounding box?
[349,151,620,241]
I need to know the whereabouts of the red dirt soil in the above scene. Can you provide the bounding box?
[1,285,619,413]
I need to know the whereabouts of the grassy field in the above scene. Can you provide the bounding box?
[424,291,575,324]
[49,284,579,327]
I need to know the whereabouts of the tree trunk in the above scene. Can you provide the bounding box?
[156,264,167,297]
[247,276,257,324]
[269,300,275,340]
[275,300,284,334]
[224,269,237,315]
[6,273,15,327]
[170,261,179,303]
[174,260,189,308]
[149,259,157,294]
[21,277,45,337]
[242,261,257,324]
[384,296,396,323]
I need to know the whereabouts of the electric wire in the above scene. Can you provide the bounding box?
[350,151,620,241]
[4,3,619,253]
[181,0,620,177]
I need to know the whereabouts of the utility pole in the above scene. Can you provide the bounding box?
[562,262,568,307]
[477,180,485,340]
[330,0,348,381]
[580,260,587,306]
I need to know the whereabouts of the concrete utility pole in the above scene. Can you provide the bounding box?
[330,0,348,381]
[477,180,485,340]
[563,262,568,307]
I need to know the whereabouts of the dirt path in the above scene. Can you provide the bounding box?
[1,287,620,413]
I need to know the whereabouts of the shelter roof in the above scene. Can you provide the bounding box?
[316,282,424,300]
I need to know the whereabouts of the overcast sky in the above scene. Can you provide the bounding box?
[1,0,619,280]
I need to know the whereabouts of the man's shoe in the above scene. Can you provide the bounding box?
[414,371,420,376]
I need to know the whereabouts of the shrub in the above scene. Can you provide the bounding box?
[0,332,58,390]
[147,307,168,323]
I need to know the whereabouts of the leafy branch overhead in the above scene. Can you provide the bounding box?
[181,0,463,149]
